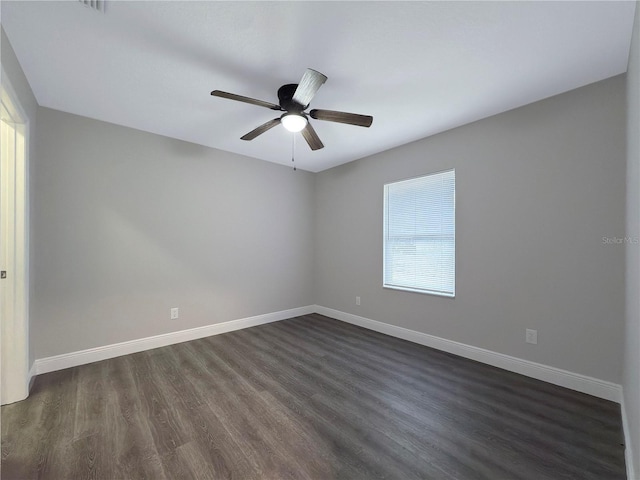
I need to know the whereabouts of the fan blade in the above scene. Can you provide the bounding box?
[310,109,373,127]
[292,69,327,107]
[241,118,281,141]
[301,122,324,151]
[211,90,282,110]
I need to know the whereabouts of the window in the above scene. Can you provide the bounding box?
[383,169,455,297]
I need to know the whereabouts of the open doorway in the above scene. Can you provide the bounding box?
[1,70,30,405]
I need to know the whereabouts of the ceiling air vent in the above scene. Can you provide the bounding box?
[78,0,105,13]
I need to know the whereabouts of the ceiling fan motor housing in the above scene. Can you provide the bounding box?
[278,84,306,111]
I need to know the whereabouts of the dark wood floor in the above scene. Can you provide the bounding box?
[1,314,627,479]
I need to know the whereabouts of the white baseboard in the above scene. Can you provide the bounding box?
[314,305,623,403]
[32,303,624,404]
[621,394,637,480]
[33,305,315,375]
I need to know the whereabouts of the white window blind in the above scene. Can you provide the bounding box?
[383,169,455,297]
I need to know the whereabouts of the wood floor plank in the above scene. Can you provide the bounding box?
[233,322,518,479]
[284,316,619,476]
[106,355,168,480]
[182,342,319,479]
[1,314,627,479]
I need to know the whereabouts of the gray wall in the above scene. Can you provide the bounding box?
[315,75,626,383]
[1,26,38,367]
[31,108,315,358]
[624,1,640,476]
[7,16,631,407]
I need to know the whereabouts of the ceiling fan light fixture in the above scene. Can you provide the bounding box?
[281,113,307,132]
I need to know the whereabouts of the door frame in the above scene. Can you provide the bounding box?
[1,66,30,405]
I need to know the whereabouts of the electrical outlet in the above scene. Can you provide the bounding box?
[356,296,361,306]
[525,329,537,344]
[170,307,179,320]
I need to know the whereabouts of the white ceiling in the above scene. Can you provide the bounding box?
[1,1,636,172]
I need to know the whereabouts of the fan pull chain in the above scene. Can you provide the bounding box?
[291,134,296,171]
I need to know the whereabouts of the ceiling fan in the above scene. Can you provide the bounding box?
[211,69,373,151]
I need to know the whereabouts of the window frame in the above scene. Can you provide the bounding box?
[382,169,456,298]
